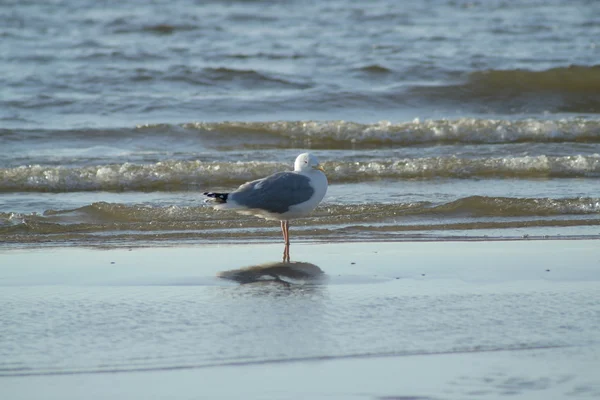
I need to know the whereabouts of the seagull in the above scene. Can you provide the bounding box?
[203,153,328,261]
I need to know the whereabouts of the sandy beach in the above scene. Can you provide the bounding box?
[1,240,599,399]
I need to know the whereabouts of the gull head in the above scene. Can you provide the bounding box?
[294,153,324,173]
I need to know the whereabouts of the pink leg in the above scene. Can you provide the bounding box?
[281,220,290,262]
[280,220,286,243]
[284,220,290,245]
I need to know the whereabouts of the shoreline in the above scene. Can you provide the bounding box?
[1,233,599,252]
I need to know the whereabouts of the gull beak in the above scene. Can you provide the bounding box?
[313,164,325,173]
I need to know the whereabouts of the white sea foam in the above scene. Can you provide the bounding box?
[1,155,599,192]
[181,118,600,145]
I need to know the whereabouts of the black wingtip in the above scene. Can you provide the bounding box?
[204,192,229,203]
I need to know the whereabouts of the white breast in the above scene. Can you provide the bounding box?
[287,170,328,218]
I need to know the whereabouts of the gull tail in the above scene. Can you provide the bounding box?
[203,192,229,204]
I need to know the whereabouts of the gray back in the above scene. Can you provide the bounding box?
[231,172,315,214]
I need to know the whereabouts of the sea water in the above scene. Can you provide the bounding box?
[1,0,599,245]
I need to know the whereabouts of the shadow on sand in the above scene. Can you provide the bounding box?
[218,261,325,286]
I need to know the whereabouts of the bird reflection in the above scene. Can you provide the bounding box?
[283,243,290,263]
[218,261,325,287]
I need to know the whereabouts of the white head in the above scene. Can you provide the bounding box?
[294,153,324,173]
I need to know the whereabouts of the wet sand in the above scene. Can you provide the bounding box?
[1,240,599,399]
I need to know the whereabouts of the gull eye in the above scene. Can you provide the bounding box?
[304,160,308,164]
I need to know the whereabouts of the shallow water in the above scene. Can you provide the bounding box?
[1,0,600,246]
[1,242,599,379]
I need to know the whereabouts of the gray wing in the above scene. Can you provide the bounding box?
[231,172,315,214]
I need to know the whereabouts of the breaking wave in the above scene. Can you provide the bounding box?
[5,118,600,151]
[1,155,599,192]
[169,118,600,147]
